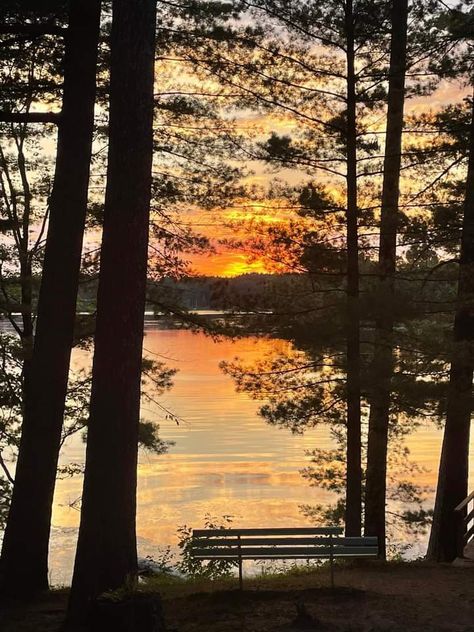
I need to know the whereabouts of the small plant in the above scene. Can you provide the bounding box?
[176,514,238,580]
[153,547,175,573]
[257,558,320,577]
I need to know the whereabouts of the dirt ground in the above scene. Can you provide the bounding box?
[2,562,474,631]
[163,562,474,631]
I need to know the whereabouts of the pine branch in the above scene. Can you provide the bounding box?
[0,112,60,124]
[0,25,66,37]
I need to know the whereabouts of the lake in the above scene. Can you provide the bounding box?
[2,320,472,584]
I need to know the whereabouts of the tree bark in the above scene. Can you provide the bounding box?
[427,95,474,562]
[0,0,101,596]
[364,0,409,558]
[67,0,157,621]
[344,0,362,537]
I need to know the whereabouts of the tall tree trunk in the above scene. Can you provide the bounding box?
[67,0,157,620]
[344,0,362,537]
[364,0,409,558]
[0,0,101,596]
[427,96,474,562]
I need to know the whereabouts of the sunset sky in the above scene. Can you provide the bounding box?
[181,74,469,278]
[182,199,291,277]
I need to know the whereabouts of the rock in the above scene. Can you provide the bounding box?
[89,592,166,632]
[137,556,184,579]
[138,557,166,577]
[463,541,474,560]
[452,557,474,568]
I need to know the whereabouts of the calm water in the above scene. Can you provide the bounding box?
[2,321,472,584]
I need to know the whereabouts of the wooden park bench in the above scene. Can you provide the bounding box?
[454,490,474,560]
[190,527,378,589]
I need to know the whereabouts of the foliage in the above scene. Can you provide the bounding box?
[208,0,474,551]
[176,514,238,579]
[0,0,254,532]
[1,0,473,563]
[0,476,12,529]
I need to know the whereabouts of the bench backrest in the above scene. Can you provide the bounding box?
[190,527,378,559]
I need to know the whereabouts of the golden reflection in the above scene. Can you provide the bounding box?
[50,329,473,586]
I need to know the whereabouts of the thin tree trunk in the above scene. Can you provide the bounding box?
[345,0,362,537]
[67,0,157,620]
[0,0,101,596]
[18,131,35,400]
[364,0,408,558]
[19,258,34,402]
[427,95,474,562]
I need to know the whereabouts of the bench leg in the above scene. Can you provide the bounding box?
[237,535,243,590]
[329,538,335,590]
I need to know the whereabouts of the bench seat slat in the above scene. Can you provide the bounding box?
[192,546,379,558]
[193,554,376,561]
[192,527,344,537]
[191,536,378,547]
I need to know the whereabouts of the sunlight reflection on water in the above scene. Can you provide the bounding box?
[15,323,472,584]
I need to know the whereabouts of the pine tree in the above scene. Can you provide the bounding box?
[192,0,404,535]
[0,0,101,596]
[427,92,474,561]
[67,0,157,618]
[214,0,458,545]
[364,0,409,558]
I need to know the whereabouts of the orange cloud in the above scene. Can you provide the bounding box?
[188,248,276,277]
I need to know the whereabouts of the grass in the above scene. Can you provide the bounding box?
[1,560,474,631]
